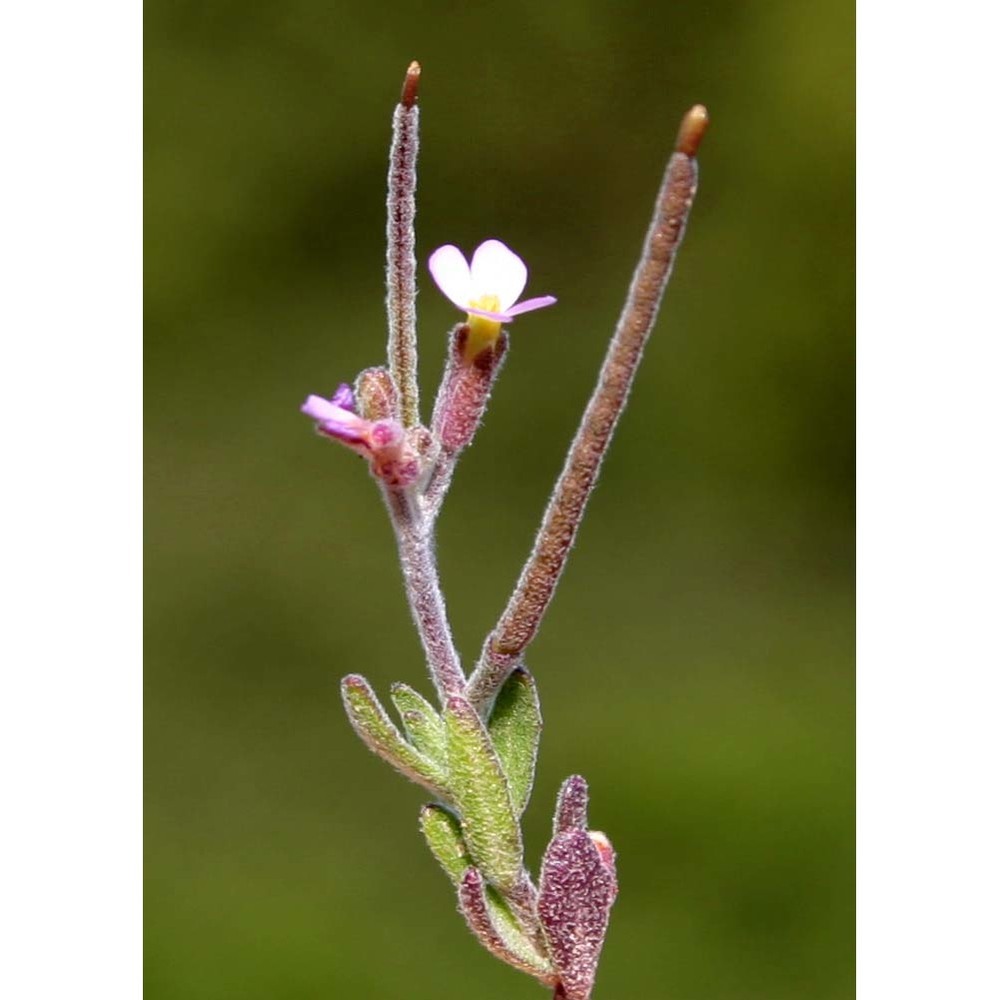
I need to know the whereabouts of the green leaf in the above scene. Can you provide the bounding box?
[421,805,552,982]
[487,668,542,816]
[419,804,471,886]
[390,682,447,764]
[444,695,523,892]
[341,674,449,796]
[482,884,554,981]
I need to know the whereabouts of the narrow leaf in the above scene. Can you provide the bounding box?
[444,695,522,892]
[537,829,618,1000]
[390,682,447,763]
[341,674,448,796]
[458,867,555,983]
[488,667,542,816]
[420,804,549,979]
[419,804,471,886]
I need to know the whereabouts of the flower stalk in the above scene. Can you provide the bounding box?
[300,63,707,1000]
[383,485,465,701]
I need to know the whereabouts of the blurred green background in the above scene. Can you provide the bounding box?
[146,0,853,997]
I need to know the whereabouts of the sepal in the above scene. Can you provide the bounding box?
[487,668,542,816]
[431,324,508,455]
[341,674,449,796]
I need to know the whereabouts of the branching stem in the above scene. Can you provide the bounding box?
[467,106,709,711]
[421,453,456,524]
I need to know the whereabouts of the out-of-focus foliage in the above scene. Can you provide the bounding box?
[145,0,854,996]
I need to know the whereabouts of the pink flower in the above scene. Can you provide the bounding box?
[301,384,387,453]
[301,385,420,486]
[428,239,556,323]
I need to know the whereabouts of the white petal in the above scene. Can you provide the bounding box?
[428,245,473,309]
[470,239,527,311]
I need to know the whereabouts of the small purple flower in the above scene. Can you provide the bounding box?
[301,388,372,452]
[428,239,557,323]
[330,382,356,410]
[301,385,419,486]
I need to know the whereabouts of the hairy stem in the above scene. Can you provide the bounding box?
[467,106,709,711]
[386,61,421,427]
[421,455,456,524]
[384,486,465,702]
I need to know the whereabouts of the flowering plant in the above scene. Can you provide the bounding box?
[300,62,706,999]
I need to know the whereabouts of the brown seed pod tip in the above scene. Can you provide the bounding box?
[401,61,421,107]
[675,104,709,157]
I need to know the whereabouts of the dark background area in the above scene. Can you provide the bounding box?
[146,1,854,996]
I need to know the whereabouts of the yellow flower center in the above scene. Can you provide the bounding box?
[464,294,503,360]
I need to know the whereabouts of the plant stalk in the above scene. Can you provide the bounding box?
[384,486,465,703]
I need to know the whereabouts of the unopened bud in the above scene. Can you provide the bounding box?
[355,367,400,422]
[538,826,618,1000]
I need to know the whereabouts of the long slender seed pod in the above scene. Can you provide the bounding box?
[467,106,709,711]
[386,61,422,427]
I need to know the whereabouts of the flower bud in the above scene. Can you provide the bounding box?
[537,778,618,999]
[355,366,400,422]
[537,828,617,1000]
